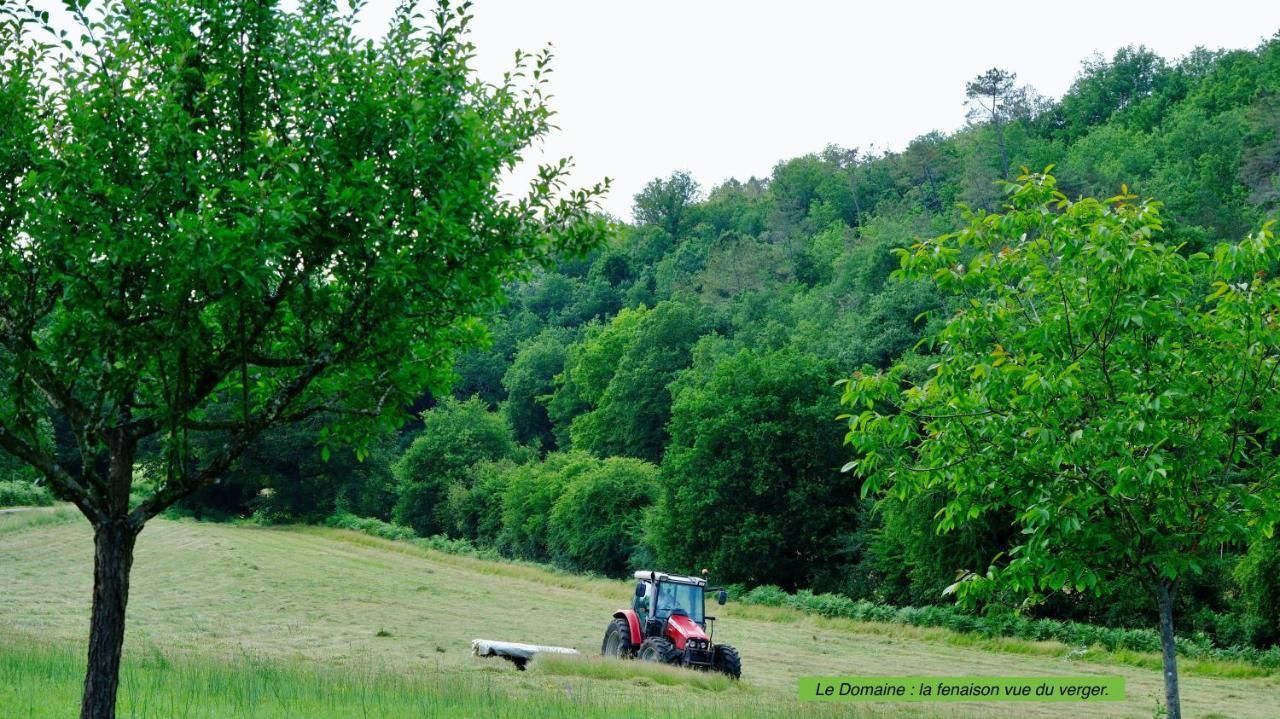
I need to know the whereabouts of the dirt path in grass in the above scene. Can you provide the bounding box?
[2,518,1276,718]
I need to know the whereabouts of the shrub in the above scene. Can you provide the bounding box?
[800,592,858,619]
[1121,628,1162,654]
[0,481,54,508]
[326,512,417,542]
[325,511,504,561]
[413,534,501,561]
[497,452,595,560]
[742,585,789,607]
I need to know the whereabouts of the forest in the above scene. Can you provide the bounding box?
[4,16,1280,712]
[165,37,1279,648]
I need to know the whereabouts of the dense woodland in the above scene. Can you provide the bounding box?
[8,36,1280,654]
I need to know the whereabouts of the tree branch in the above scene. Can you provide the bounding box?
[0,421,104,524]
[127,354,331,527]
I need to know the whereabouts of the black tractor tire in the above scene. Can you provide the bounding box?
[636,636,681,665]
[713,644,742,679]
[601,618,636,659]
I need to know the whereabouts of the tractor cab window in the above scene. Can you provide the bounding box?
[654,582,704,623]
[633,588,648,617]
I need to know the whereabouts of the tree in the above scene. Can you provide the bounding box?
[654,348,858,589]
[769,154,830,226]
[556,274,622,326]
[965,68,1022,179]
[446,457,516,544]
[0,2,607,716]
[521,272,577,318]
[545,307,648,448]
[1241,98,1280,214]
[633,170,701,238]
[567,300,706,461]
[497,451,595,560]
[0,417,48,484]
[1059,123,1156,198]
[393,397,520,536]
[900,132,956,215]
[822,144,866,224]
[453,310,546,406]
[696,232,785,302]
[1058,46,1170,141]
[501,328,571,450]
[547,456,659,575]
[841,172,1280,719]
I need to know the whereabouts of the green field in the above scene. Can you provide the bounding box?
[2,509,1276,718]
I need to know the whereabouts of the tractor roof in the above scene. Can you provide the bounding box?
[634,570,706,587]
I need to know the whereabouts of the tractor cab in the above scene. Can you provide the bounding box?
[602,569,740,678]
[632,570,718,629]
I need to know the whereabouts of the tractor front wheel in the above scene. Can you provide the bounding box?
[601,618,635,659]
[636,637,681,664]
[713,644,741,679]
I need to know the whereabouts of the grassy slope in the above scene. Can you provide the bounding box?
[1,510,1275,718]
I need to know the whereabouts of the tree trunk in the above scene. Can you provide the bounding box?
[849,169,862,225]
[995,119,1009,180]
[1156,580,1182,719]
[80,518,138,719]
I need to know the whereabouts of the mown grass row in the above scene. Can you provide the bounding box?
[314,519,1279,679]
[0,506,76,535]
[306,517,622,594]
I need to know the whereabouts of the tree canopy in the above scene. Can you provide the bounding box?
[655,347,855,589]
[632,170,701,238]
[0,1,607,715]
[841,172,1280,718]
[394,397,521,536]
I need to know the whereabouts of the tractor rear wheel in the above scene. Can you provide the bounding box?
[601,618,635,659]
[713,644,741,679]
[636,636,681,664]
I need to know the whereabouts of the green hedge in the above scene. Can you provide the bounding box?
[739,585,1280,669]
[326,511,502,561]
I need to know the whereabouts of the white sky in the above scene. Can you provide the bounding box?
[31,1,1280,219]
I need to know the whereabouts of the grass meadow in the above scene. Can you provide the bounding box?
[2,508,1276,718]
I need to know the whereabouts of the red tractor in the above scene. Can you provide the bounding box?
[601,570,741,678]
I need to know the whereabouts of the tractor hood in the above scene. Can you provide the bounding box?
[664,614,708,649]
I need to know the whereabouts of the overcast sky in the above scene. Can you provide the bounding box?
[33,1,1280,219]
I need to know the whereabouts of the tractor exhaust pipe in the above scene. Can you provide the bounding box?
[701,568,714,642]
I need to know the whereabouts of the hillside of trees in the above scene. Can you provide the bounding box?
[9,35,1280,653]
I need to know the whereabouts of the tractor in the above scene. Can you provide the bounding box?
[601,570,741,678]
